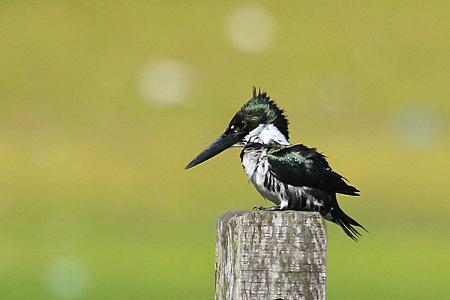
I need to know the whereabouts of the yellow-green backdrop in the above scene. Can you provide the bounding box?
[1,1,449,299]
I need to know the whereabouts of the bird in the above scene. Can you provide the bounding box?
[186,88,366,240]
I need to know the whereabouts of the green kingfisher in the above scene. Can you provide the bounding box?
[186,88,366,240]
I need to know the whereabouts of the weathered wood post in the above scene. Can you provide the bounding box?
[215,211,327,300]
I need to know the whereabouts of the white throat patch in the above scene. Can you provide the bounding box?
[244,124,290,145]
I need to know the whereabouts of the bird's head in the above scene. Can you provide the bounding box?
[186,88,289,169]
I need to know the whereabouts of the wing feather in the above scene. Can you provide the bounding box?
[267,144,360,196]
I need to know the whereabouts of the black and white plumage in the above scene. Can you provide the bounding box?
[186,88,366,240]
[240,142,365,240]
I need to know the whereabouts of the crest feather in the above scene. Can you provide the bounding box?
[242,87,289,141]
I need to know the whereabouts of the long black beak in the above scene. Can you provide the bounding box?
[185,133,240,169]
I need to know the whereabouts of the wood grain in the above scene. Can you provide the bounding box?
[215,211,326,300]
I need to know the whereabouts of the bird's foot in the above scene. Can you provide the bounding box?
[264,205,282,211]
[253,205,281,211]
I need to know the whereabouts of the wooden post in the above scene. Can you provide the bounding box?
[215,211,327,300]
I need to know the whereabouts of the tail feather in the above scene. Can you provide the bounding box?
[334,208,367,241]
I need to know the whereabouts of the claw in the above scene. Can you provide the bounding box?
[253,205,281,211]
[264,206,281,211]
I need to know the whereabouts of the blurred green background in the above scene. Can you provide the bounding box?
[1,1,449,299]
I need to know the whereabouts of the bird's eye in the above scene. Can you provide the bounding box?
[228,124,238,133]
[229,120,245,133]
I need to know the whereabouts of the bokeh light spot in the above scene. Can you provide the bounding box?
[46,256,91,299]
[224,4,277,53]
[391,104,443,148]
[138,59,193,106]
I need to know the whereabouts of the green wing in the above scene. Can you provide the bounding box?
[267,144,360,196]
